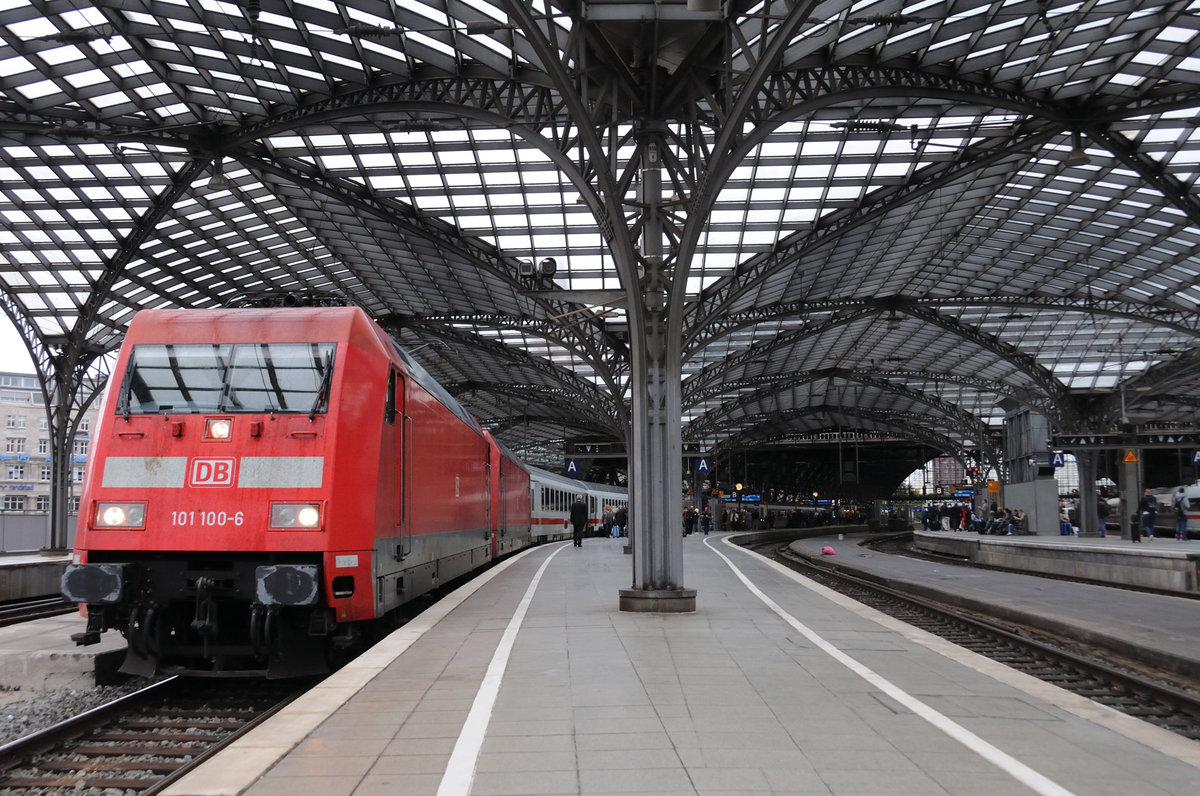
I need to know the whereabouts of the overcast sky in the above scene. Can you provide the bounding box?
[1,316,36,374]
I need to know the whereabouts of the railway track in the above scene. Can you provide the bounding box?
[0,677,303,793]
[755,540,1200,742]
[0,596,76,628]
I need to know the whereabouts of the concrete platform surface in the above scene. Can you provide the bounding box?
[161,533,1200,796]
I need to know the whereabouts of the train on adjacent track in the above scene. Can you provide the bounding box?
[61,306,626,678]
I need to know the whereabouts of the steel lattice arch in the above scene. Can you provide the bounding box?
[0,2,1198,571]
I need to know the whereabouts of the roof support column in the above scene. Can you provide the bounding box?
[1073,450,1103,537]
[41,345,91,553]
[620,131,695,612]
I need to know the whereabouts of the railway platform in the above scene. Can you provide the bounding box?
[163,533,1199,796]
[0,613,125,702]
[789,531,1200,682]
[910,529,1200,596]
[0,551,69,602]
[0,552,126,701]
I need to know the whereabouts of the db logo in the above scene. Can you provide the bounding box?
[189,458,236,487]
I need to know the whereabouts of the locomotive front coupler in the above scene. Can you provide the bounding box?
[70,610,107,646]
[190,576,220,636]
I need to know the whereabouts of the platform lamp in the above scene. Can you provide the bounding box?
[1064,131,1091,167]
[207,158,229,189]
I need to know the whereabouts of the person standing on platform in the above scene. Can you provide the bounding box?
[1137,488,1157,542]
[570,495,588,547]
[1172,487,1190,541]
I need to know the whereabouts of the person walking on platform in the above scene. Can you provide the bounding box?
[1137,488,1157,542]
[570,494,588,547]
[1172,487,1190,540]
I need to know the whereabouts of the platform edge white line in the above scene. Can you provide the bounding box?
[159,544,549,796]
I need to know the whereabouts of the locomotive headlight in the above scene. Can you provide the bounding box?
[204,418,233,439]
[269,502,323,529]
[96,502,146,529]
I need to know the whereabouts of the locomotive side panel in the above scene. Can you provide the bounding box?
[398,378,493,596]
[313,317,391,625]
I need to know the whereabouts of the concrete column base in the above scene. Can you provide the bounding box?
[618,588,696,613]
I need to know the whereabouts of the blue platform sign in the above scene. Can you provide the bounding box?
[695,457,710,474]
[1192,450,1200,466]
[564,459,580,476]
[1050,451,1066,468]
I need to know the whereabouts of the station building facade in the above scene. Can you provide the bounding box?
[1,371,97,551]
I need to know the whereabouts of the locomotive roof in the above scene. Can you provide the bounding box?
[123,306,486,436]
[124,306,364,339]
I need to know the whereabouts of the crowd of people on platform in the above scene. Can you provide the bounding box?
[921,501,1030,535]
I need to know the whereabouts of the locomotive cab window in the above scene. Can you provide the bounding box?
[117,342,336,415]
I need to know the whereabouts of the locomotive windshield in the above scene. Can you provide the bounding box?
[117,342,336,415]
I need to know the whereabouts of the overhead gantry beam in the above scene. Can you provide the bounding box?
[705,405,984,465]
[682,367,993,445]
[693,404,986,459]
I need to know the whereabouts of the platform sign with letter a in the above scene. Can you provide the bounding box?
[1192,450,1200,467]
[695,457,711,474]
[564,459,581,476]
[1049,451,1066,468]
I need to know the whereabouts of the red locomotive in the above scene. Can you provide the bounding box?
[62,306,623,677]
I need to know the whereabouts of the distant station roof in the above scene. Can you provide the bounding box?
[2,1,1199,470]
